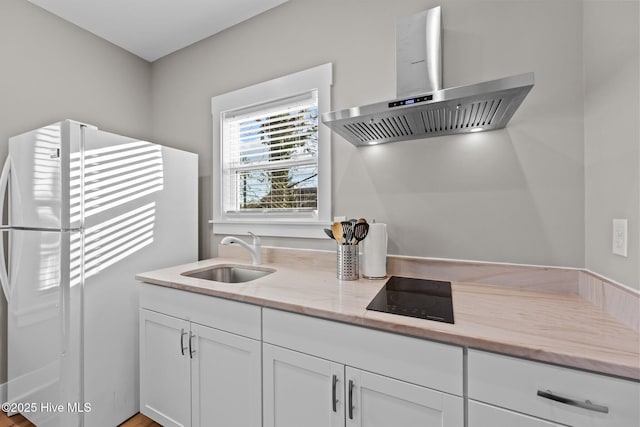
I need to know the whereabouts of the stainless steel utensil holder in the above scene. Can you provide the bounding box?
[337,245,359,280]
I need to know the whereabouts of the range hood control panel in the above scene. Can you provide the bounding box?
[388,94,433,108]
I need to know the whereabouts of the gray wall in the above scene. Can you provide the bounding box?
[151,0,587,268]
[0,0,152,385]
[584,1,640,289]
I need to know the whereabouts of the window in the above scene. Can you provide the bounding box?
[211,63,332,238]
[222,91,318,213]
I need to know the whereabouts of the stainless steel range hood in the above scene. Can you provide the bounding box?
[321,6,534,146]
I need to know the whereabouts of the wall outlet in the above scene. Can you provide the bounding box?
[612,219,628,257]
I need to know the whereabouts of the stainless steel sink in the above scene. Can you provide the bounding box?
[181,265,274,283]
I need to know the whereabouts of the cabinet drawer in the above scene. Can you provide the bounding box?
[140,283,261,339]
[468,349,640,426]
[263,308,463,396]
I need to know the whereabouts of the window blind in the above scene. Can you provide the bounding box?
[222,90,319,213]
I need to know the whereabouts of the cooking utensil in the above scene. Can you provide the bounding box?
[352,222,369,244]
[357,218,367,224]
[324,228,335,240]
[332,222,343,244]
[341,221,354,244]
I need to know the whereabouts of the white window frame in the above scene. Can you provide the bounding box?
[211,63,332,238]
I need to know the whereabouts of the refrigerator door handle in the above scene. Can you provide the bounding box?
[0,156,11,302]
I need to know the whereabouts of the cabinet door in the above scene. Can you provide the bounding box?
[468,400,564,427]
[191,323,261,427]
[345,367,464,427]
[140,309,191,427]
[263,343,344,427]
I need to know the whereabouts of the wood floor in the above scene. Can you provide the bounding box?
[0,411,161,427]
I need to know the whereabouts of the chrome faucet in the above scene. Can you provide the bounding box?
[220,232,262,265]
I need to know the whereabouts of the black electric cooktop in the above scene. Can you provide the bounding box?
[366,276,454,324]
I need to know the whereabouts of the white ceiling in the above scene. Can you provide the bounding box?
[27,0,289,62]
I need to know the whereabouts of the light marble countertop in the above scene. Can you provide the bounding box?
[136,255,640,381]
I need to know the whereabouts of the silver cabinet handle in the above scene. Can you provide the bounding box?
[537,390,609,414]
[348,379,355,420]
[189,332,196,359]
[332,374,338,412]
[180,328,188,355]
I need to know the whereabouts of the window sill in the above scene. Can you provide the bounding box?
[210,220,327,239]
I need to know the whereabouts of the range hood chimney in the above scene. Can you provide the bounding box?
[321,6,534,146]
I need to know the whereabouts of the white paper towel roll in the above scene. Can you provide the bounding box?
[362,222,387,279]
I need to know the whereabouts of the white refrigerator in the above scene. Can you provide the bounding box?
[0,120,198,426]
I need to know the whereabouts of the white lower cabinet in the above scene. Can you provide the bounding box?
[263,344,462,427]
[140,309,191,427]
[190,323,261,427]
[138,284,639,427]
[139,284,262,427]
[468,349,640,427]
[346,366,463,427]
[262,308,464,427]
[263,343,344,427]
